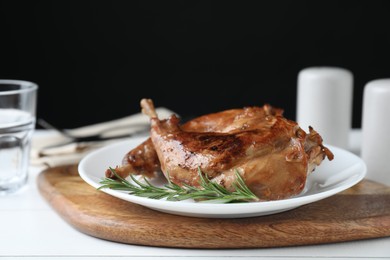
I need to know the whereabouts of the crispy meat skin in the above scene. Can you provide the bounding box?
[106,104,285,179]
[106,99,333,200]
[138,99,333,201]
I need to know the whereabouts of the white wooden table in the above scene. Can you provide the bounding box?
[1,130,389,259]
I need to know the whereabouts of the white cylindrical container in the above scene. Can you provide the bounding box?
[361,79,390,185]
[296,67,353,149]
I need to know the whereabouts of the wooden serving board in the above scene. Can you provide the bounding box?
[37,164,390,249]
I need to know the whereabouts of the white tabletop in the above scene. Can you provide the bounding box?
[1,130,389,259]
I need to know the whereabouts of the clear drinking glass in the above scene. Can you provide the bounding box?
[0,80,38,195]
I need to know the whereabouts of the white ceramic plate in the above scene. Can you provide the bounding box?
[78,137,366,218]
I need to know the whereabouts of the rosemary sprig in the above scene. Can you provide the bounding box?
[98,168,260,203]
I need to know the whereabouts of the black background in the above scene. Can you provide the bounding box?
[1,0,390,129]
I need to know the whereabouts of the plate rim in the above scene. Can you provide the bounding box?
[78,138,366,218]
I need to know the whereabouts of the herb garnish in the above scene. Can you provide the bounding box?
[98,168,260,203]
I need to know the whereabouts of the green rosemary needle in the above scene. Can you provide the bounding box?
[98,168,260,203]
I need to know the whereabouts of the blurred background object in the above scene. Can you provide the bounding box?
[361,79,390,185]
[1,1,390,129]
[297,66,353,149]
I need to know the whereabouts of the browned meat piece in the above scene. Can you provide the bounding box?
[106,102,285,179]
[108,138,160,179]
[140,98,333,201]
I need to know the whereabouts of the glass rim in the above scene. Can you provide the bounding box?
[0,79,38,95]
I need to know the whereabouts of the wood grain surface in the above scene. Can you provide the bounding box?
[37,164,390,249]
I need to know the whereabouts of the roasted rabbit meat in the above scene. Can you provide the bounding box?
[107,99,333,200]
[106,101,285,179]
